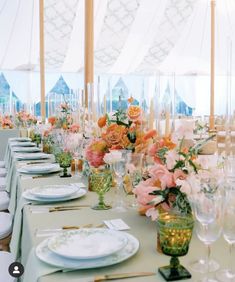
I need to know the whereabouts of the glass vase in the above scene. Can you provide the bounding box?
[157,212,194,281]
[90,167,112,210]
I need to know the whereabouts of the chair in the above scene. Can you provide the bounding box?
[0,251,16,282]
[0,213,12,251]
[0,177,6,191]
[0,191,10,211]
[0,168,7,177]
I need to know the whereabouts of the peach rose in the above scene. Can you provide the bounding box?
[127,105,141,122]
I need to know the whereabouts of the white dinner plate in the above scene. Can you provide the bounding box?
[48,229,128,260]
[36,232,139,269]
[20,163,58,173]
[12,146,41,153]
[30,185,79,199]
[22,188,87,203]
[15,153,50,160]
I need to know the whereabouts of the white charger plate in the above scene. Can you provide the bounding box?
[22,188,87,203]
[30,185,79,199]
[48,229,128,260]
[36,232,139,269]
[18,164,61,175]
[12,147,41,153]
[15,153,50,160]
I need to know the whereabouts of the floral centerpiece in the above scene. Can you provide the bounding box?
[0,115,14,129]
[134,135,215,219]
[97,105,157,153]
[15,111,37,128]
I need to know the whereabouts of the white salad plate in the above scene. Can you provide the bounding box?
[18,164,61,175]
[36,232,139,269]
[48,229,128,260]
[30,185,79,199]
[22,187,87,203]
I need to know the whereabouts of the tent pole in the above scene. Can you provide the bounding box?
[210,0,215,130]
[84,0,94,108]
[39,0,46,120]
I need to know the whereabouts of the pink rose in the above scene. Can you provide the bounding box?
[173,169,187,182]
[149,164,175,189]
[133,178,157,210]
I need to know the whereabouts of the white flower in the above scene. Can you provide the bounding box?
[103,151,122,165]
[165,149,178,170]
[176,179,191,195]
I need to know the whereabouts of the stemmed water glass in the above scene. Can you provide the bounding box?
[216,189,235,282]
[193,190,223,282]
[224,156,235,184]
[126,152,144,208]
[112,150,128,212]
[189,180,221,274]
[72,137,84,178]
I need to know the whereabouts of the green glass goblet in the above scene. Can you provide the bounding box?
[157,213,194,281]
[57,151,73,178]
[90,167,112,210]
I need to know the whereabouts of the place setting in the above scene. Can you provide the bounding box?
[23,224,141,282]
[12,146,41,153]
[14,152,51,161]
[10,141,36,147]
[23,183,87,205]
[18,163,61,175]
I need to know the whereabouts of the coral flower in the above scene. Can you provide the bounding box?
[97,115,107,128]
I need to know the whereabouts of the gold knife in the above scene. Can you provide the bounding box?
[53,205,89,209]
[49,207,81,212]
[94,272,156,281]
[32,174,58,179]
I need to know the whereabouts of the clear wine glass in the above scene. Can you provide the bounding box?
[194,192,223,282]
[216,190,235,282]
[112,150,128,212]
[224,156,235,185]
[112,158,128,212]
[126,152,144,208]
[189,179,220,273]
[72,137,84,178]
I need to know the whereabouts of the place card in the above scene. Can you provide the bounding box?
[103,219,130,231]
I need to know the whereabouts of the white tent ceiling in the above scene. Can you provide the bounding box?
[0,0,234,74]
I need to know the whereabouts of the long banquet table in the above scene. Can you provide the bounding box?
[5,141,230,282]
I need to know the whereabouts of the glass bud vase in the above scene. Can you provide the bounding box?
[157,212,194,281]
